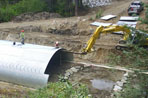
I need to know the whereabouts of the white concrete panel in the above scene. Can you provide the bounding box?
[100,15,117,20]
[119,16,139,21]
[90,22,112,26]
[117,21,137,28]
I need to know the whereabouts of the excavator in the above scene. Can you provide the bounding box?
[82,25,148,53]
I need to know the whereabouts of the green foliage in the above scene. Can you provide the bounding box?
[89,17,95,21]
[140,4,148,24]
[28,81,92,98]
[53,0,75,17]
[108,28,148,69]
[96,9,103,19]
[0,0,47,22]
[109,46,148,69]
[108,52,122,65]
[0,0,77,22]
[115,72,148,98]
[132,13,138,17]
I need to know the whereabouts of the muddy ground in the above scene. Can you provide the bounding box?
[0,0,148,97]
[69,66,124,98]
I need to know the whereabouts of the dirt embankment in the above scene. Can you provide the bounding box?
[12,12,61,22]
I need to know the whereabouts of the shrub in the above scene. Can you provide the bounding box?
[115,72,148,98]
[140,4,148,24]
[53,0,75,17]
[28,81,92,98]
[96,9,103,19]
[0,0,47,22]
[108,29,148,69]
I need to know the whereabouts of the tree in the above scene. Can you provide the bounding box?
[75,0,78,16]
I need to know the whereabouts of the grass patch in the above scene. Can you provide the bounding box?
[96,9,103,19]
[28,81,92,98]
[114,71,148,98]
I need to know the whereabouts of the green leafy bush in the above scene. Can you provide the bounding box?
[115,72,148,98]
[28,81,91,98]
[108,28,148,69]
[139,4,148,24]
[53,0,75,17]
[109,45,148,69]
[0,0,47,22]
[0,0,77,22]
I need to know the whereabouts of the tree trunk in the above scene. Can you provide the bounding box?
[75,0,78,16]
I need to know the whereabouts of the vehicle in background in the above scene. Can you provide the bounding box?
[128,1,144,16]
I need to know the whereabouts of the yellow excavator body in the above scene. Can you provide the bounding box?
[82,25,131,53]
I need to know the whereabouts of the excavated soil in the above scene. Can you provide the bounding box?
[0,0,148,97]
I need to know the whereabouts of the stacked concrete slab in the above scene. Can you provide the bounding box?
[82,0,112,8]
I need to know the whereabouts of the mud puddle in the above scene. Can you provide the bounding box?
[90,79,115,91]
[69,66,125,98]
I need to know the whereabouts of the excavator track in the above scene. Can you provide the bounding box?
[115,44,129,51]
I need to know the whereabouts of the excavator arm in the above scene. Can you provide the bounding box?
[82,25,131,53]
[102,25,131,40]
[82,26,103,53]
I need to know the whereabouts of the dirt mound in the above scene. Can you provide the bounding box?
[74,48,116,64]
[8,19,92,36]
[13,12,61,22]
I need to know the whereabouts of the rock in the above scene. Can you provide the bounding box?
[66,69,73,74]
[84,65,89,68]
[133,74,137,77]
[82,19,86,21]
[75,66,81,69]
[69,70,73,74]
[116,81,123,87]
[65,72,70,77]
[80,67,84,70]
[122,77,127,81]
[113,85,122,91]
[71,67,79,73]
[88,94,92,97]
[121,78,127,83]
[50,13,61,18]
[124,72,129,77]
[64,76,68,80]
[66,69,70,73]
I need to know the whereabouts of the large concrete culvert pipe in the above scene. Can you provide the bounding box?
[0,40,73,88]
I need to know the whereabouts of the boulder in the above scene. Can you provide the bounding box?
[113,85,122,91]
